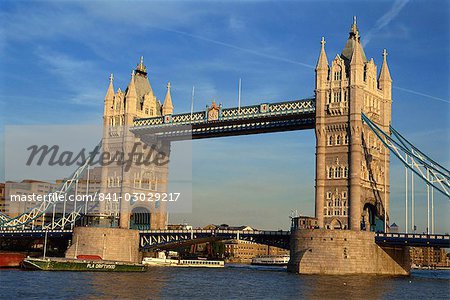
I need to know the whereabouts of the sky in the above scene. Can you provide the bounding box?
[0,0,449,232]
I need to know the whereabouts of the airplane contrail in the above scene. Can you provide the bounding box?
[363,0,410,46]
[153,22,448,104]
[153,26,315,69]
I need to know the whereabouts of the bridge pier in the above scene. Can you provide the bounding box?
[288,229,410,275]
[65,227,141,263]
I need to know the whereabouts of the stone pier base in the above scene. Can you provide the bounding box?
[65,227,140,263]
[288,229,410,275]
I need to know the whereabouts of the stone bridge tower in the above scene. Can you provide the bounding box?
[100,57,172,230]
[314,19,392,231]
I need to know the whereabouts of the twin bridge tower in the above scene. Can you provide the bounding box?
[102,19,392,233]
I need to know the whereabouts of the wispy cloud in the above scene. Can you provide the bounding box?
[394,86,450,104]
[363,0,410,46]
[35,48,104,106]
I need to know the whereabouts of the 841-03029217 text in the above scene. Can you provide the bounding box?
[97,192,181,203]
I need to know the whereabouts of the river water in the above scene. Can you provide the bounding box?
[0,265,449,299]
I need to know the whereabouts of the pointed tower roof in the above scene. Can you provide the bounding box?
[105,73,114,99]
[126,70,137,98]
[341,16,367,64]
[350,37,365,66]
[316,37,329,70]
[163,82,173,110]
[379,49,392,82]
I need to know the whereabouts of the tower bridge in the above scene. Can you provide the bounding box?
[1,19,449,275]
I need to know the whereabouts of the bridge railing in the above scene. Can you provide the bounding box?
[133,98,315,128]
[375,232,450,240]
[138,229,290,236]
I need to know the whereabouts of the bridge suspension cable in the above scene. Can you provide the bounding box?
[362,113,450,200]
[0,141,102,229]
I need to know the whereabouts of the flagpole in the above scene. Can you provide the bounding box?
[190,86,195,119]
[238,78,241,113]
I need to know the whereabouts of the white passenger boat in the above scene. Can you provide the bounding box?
[251,255,290,266]
[142,253,224,268]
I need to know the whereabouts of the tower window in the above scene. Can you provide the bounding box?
[326,192,332,199]
[334,71,342,81]
[334,167,341,178]
[344,134,349,145]
[328,135,333,146]
[336,135,341,145]
[328,167,333,179]
[343,166,348,178]
[333,91,341,102]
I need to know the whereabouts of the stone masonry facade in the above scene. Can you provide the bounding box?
[315,18,392,231]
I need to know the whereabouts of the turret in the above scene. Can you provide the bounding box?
[162,82,173,115]
[125,70,137,114]
[105,73,115,101]
[378,49,392,99]
[103,74,114,125]
[349,34,365,86]
[315,37,329,90]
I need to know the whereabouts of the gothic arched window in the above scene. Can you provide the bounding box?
[343,166,348,178]
[328,167,333,179]
[334,167,341,178]
[328,135,333,146]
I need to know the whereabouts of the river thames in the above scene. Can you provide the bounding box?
[0,266,449,299]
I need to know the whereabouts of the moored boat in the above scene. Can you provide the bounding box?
[21,257,146,272]
[0,252,26,268]
[143,257,224,268]
[251,255,290,266]
[143,253,224,268]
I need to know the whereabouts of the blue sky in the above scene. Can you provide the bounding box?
[0,0,449,231]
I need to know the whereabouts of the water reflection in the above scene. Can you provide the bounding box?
[84,268,170,299]
[1,267,448,299]
[299,274,393,300]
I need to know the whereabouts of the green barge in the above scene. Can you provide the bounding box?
[22,257,146,272]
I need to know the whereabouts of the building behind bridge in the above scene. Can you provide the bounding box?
[224,239,289,263]
[0,183,6,214]
[410,247,449,268]
[199,224,289,262]
[4,180,57,225]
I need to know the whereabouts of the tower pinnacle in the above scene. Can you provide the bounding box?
[126,70,137,98]
[135,56,147,75]
[105,73,115,100]
[342,17,367,63]
[316,36,329,70]
[163,81,173,115]
[379,49,392,82]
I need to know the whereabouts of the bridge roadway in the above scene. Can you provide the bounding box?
[131,99,316,140]
[1,229,449,250]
